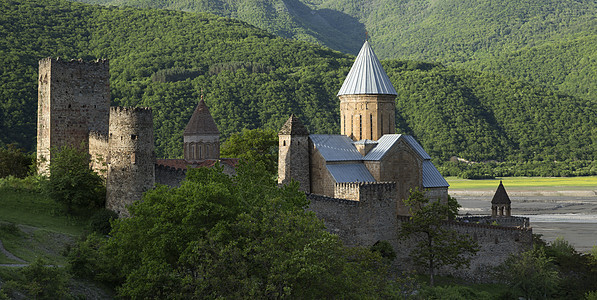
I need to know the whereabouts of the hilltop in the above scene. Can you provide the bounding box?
[0,0,596,166]
[72,0,597,102]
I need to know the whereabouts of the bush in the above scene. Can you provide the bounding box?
[18,258,69,299]
[0,144,33,179]
[89,209,118,235]
[419,285,493,299]
[44,146,105,215]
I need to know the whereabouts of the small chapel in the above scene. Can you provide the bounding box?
[278,41,449,215]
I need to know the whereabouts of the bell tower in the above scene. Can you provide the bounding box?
[337,41,397,141]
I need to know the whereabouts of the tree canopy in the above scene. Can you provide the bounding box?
[90,163,389,298]
[399,189,479,286]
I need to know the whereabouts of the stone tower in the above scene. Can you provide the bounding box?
[278,114,310,193]
[183,98,220,161]
[106,107,155,217]
[337,41,397,141]
[491,181,512,217]
[37,57,110,174]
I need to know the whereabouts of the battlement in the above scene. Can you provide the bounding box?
[307,193,360,206]
[334,181,395,202]
[89,130,108,143]
[110,106,153,115]
[39,57,109,67]
[397,215,532,233]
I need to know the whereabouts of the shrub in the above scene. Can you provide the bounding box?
[89,209,118,235]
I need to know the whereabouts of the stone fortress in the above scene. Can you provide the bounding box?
[277,41,533,278]
[37,41,532,279]
[36,57,235,216]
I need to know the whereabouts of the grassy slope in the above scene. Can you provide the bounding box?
[0,189,86,264]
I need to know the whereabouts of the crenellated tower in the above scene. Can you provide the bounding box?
[36,57,110,174]
[106,107,155,217]
[337,41,397,141]
[278,114,310,193]
[183,97,220,161]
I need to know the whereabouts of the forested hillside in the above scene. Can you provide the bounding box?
[74,0,597,102]
[1,0,596,165]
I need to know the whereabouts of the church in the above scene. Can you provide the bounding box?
[278,41,449,215]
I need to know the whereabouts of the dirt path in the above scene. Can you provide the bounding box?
[0,239,26,264]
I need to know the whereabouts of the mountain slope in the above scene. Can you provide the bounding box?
[74,0,597,102]
[1,0,595,164]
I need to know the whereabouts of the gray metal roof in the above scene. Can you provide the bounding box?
[363,134,402,161]
[310,134,363,161]
[337,41,397,96]
[361,134,431,161]
[422,161,449,188]
[327,164,376,183]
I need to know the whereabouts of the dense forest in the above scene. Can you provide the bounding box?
[1,0,596,170]
[72,0,597,102]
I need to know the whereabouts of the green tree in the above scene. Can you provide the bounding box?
[220,128,278,176]
[0,144,32,178]
[399,189,479,286]
[497,248,560,300]
[44,146,105,215]
[98,162,388,298]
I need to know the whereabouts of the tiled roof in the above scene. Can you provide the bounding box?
[309,134,363,161]
[327,164,376,183]
[184,99,220,136]
[491,181,511,204]
[278,114,309,135]
[337,41,397,96]
[422,161,449,188]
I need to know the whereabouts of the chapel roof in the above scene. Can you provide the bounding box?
[309,134,449,188]
[337,40,397,96]
[491,181,511,205]
[184,99,220,136]
[279,114,309,135]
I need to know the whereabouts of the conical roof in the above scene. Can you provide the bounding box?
[491,181,511,205]
[337,41,397,96]
[279,114,309,135]
[184,99,219,136]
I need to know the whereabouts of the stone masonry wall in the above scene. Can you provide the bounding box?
[338,94,396,141]
[309,182,397,247]
[155,165,186,187]
[106,107,155,217]
[37,57,110,174]
[278,134,310,193]
[88,131,109,177]
[394,216,533,281]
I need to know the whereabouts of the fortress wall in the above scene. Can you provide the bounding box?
[310,182,397,247]
[37,58,110,174]
[88,131,109,177]
[394,216,533,281]
[155,165,186,187]
[106,107,155,217]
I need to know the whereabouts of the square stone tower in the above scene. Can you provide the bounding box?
[37,57,110,174]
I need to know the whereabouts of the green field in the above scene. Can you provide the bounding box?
[446,176,597,191]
